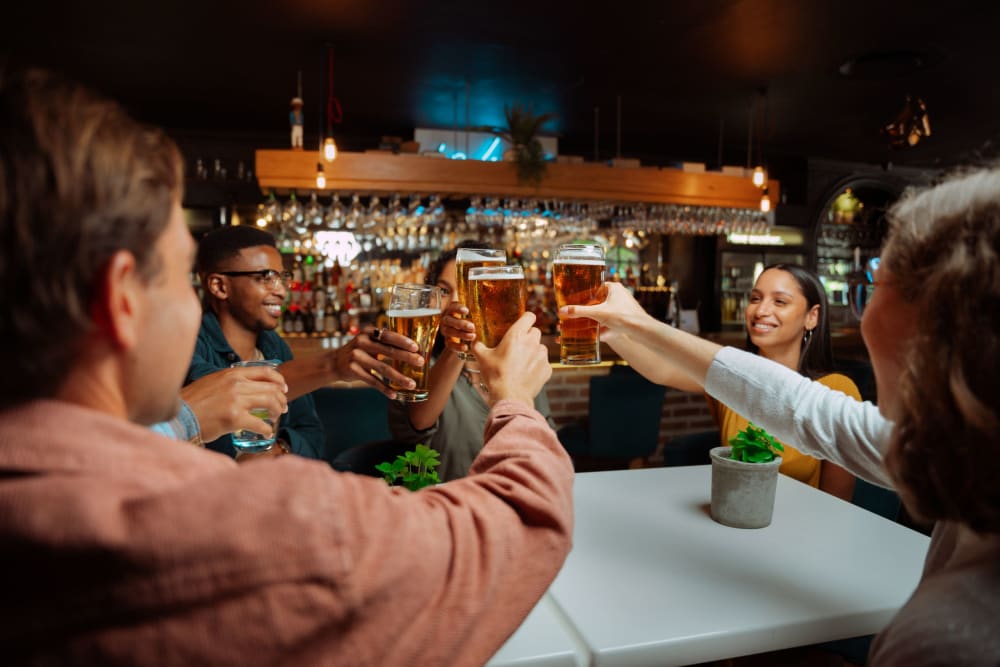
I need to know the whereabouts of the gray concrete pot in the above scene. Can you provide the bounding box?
[710,446,782,529]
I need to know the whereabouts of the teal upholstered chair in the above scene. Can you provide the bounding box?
[311,386,392,464]
[557,365,666,471]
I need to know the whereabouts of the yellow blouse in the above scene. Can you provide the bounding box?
[708,373,861,487]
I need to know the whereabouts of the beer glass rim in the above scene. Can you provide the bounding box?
[456,247,506,260]
[390,283,442,294]
[555,242,604,256]
[468,264,524,278]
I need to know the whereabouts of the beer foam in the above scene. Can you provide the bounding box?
[386,308,442,318]
[553,258,605,266]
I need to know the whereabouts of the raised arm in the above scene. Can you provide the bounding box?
[560,282,717,392]
[563,283,893,487]
[276,326,425,401]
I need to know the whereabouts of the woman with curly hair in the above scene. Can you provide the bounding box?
[562,166,1000,664]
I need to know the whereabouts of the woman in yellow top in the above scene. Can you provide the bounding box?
[708,264,858,500]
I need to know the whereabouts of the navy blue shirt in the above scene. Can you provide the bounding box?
[185,312,325,460]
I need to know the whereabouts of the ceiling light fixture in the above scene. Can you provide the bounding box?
[322,44,343,163]
[323,136,338,161]
[882,95,931,149]
[760,188,771,213]
[746,89,769,192]
[315,162,326,189]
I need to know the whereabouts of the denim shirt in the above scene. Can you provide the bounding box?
[150,401,201,442]
[185,311,325,460]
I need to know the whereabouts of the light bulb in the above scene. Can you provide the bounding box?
[752,166,766,188]
[316,163,326,189]
[760,189,771,213]
[323,137,338,162]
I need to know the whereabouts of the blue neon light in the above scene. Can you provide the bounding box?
[481,137,501,161]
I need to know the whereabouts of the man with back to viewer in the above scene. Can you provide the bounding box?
[0,67,574,665]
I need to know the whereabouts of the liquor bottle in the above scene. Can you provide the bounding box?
[283,304,298,335]
[324,305,337,335]
[302,304,315,336]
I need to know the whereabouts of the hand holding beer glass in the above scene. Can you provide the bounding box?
[455,247,506,359]
[553,243,606,365]
[467,264,527,348]
[386,284,445,402]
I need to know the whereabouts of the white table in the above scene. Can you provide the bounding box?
[488,594,587,667]
[546,466,930,667]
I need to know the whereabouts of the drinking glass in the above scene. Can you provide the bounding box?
[553,243,606,365]
[386,284,445,402]
[467,264,526,348]
[229,359,281,452]
[454,247,506,360]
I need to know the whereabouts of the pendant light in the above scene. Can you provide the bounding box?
[760,188,771,213]
[322,45,343,163]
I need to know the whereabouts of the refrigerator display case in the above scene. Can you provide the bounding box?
[815,182,896,330]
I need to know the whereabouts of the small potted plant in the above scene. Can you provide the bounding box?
[709,423,784,529]
[375,444,441,491]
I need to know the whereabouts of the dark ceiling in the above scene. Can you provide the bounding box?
[6,0,1000,173]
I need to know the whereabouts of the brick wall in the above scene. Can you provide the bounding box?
[545,364,717,464]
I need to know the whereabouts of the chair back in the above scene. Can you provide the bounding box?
[587,365,666,459]
[663,429,720,467]
[312,386,392,462]
[331,439,412,478]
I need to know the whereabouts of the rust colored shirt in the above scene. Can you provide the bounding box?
[0,399,574,666]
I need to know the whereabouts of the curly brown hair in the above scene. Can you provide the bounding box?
[0,68,183,406]
[881,167,1000,533]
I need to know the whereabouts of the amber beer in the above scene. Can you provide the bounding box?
[467,265,526,348]
[454,248,506,359]
[386,285,444,402]
[553,244,606,365]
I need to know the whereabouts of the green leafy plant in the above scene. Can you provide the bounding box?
[488,103,556,186]
[375,444,441,491]
[728,423,784,463]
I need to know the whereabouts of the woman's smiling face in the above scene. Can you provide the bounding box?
[745,268,819,360]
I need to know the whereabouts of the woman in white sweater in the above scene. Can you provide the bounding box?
[562,167,1000,666]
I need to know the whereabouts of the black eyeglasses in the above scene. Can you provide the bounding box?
[217,269,292,288]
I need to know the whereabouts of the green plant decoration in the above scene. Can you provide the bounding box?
[375,444,441,491]
[499,103,556,186]
[728,423,784,463]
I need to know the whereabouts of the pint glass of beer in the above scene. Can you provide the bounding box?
[553,243,606,365]
[467,264,526,348]
[454,247,506,360]
[386,284,444,402]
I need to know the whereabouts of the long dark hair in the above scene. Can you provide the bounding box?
[744,263,833,380]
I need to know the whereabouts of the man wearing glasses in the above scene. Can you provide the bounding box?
[189,226,424,460]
